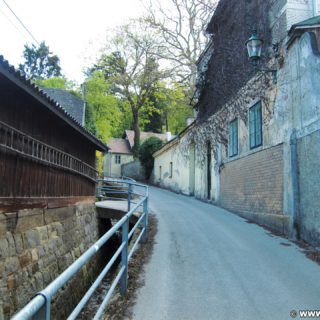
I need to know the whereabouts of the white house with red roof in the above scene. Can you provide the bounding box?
[104,130,169,178]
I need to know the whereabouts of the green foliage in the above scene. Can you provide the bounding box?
[90,22,167,153]
[36,77,75,90]
[86,72,125,142]
[90,51,126,82]
[139,137,164,179]
[142,105,162,133]
[84,103,97,136]
[154,82,194,134]
[19,41,62,80]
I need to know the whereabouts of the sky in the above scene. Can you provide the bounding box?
[0,0,145,84]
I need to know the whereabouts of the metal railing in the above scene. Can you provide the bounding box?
[12,179,149,320]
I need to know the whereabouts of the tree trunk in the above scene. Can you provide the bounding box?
[132,111,140,158]
[165,111,169,132]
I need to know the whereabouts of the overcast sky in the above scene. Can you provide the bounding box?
[0,0,145,83]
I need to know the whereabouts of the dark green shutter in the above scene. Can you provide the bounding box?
[249,102,262,148]
[228,119,238,157]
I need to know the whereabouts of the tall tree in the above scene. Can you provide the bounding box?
[85,71,124,142]
[91,22,168,156]
[19,41,62,80]
[142,0,218,87]
[35,76,73,90]
[154,82,194,134]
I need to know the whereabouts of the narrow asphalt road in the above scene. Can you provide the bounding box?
[132,186,320,320]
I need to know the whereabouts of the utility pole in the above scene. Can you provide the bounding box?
[81,82,87,126]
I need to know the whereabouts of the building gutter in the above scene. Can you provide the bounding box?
[290,130,300,239]
[313,0,318,16]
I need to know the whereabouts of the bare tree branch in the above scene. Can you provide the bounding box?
[141,0,218,88]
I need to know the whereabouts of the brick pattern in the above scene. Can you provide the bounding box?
[220,144,284,215]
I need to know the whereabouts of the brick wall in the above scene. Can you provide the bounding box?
[219,144,284,216]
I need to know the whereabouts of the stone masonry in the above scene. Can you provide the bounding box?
[0,201,100,319]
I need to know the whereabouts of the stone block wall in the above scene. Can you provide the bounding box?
[121,160,146,181]
[219,144,284,218]
[0,201,100,319]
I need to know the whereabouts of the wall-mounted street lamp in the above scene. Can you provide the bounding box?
[245,30,277,84]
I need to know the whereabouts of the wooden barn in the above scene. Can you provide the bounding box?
[0,55,107,212]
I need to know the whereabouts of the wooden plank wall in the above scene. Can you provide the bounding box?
[0,76,96,167]
[0,150,95,198]
[0,74,99,211]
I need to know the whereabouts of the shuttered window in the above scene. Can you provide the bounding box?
[115,154,121,164]
[249,102,262,149]
[228,119,238,157]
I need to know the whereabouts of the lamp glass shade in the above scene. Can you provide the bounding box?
[245,32,263,61]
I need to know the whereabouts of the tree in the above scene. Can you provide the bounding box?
[19,41,62,80]
[153,82,194,134]
[85,71,124,142]
[35,77,74,90]
[142,0,218,87]
[91,22,168,156]
[139,136,164,179]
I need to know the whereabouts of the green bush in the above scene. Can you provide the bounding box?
[139,137,164,179]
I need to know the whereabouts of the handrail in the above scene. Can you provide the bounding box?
[0,120,98,181]
[12,179,149,320]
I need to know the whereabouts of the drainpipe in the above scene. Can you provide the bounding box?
[290,130,300,239]
[81,82,87,127]
[313,0,318,16]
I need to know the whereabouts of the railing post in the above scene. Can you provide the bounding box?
[142,195,148,243]
[127,183,132,211]
[120,218,129,295]
[34,293,51,320]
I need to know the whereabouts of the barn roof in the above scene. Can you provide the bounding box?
[42,88,85,125]
[0,55,107,152]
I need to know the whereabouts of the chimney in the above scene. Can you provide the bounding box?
[166,132,172,141]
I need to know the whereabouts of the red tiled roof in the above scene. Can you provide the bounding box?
[125,130,167,148]
[108,138,131,154]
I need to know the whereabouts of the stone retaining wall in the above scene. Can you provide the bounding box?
[0,200,100,319]
[121,161,146,181]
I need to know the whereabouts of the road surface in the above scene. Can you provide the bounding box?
[132,186,320,320]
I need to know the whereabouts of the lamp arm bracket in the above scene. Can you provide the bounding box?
[257,67,277,84]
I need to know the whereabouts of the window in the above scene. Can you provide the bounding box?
[228,119,238,157]
[169,162,173,178]
[115,154,121,164]
[249,102,262,149]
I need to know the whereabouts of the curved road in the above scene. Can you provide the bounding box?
[132,186,320,320]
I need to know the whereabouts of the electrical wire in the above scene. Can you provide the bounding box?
[0,7,27,41]
[1,1,80,82]
[2,0,40,45]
